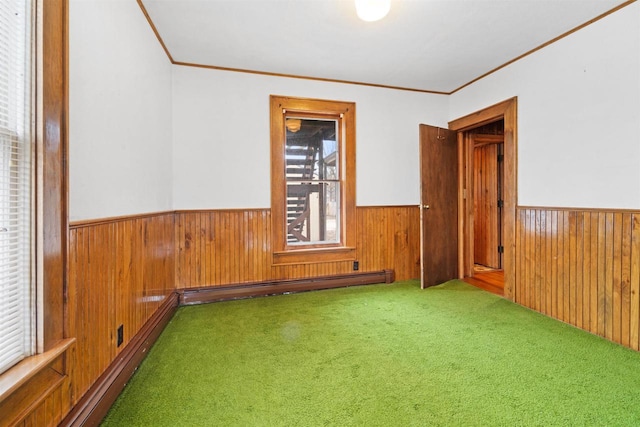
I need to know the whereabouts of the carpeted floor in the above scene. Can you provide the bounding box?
[102,280,640,426]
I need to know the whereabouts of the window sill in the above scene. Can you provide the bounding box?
[273,246,356,266]
[0,337,75,403]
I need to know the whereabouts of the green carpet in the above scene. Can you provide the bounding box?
[102,280,640,426]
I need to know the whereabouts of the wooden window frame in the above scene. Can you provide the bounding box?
[270,95,356,265]
[0,0,69,404]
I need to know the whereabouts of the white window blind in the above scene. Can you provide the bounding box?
[0,0,34,375]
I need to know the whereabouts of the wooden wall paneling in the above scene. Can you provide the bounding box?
[65,213,176,418]
[532,210,540,312]
[261,210,271,281]
[392,207,420,280]
[219,211,230,284]
[515,209,520,303]
[549,210,557,319]
[535,209,542,311]
[604,213,614,340]
[612,212,623,344]
[631,214,640,350]
[568,211,577,326]
[119,219,133,348]
[175,206,419,289]
[356,206,420,281]
[175,213,185,288]
[542,210,550,316]
[66,228,78,401]
[214,211,222,285]
[176,213,191,288]
[229,211,239,282]
[204,212,212,286]
[558,211,567,323]
[525,209,533,310]
[359,207,386,273]
[521,209,528,307]
[358,208,370,274]
[582,212,592,333]
[17,375,68,427]
[575,212,584,329]
[527,209,533,307]
[515,207,640,352]
[520,209,528,308]
[529,209,536,310]
[590,212,600,335]
[621,213,632,348]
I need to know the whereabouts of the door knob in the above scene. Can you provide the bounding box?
[422,204,430,209]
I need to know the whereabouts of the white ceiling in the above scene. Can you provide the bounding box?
[141,0,629,93]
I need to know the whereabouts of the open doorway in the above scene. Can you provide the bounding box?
[464,121,505,294]
[448,98,517,298]
[418,98,516,297]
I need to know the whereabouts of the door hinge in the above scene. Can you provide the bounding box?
[498,245,504,254]
[497,199,504,208]
[497,154,504,162]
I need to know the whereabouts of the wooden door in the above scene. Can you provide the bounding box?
[473,140,502,269]
[419,124,458,288]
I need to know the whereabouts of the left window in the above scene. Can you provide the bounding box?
[0,0,34,375]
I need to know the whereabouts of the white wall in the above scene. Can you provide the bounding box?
[70,1,638,216]
[172,67,448,209]
[450,2,640,209]
[69,0,173,221]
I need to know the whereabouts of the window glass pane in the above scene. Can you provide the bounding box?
[286,182,340,245]
[0,0,33,375]
[285,118,340,245]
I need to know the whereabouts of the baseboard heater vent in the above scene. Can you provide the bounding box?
[179,269,395,306]
[60,292,179,427]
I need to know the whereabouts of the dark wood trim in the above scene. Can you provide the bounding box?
[0,338,74,401]
[518,205,640,214]
[136,0,174,62]
[448,98,517,131]
[174,208,269,215]
[0,365,66,425]
[449,1,637,94]
[73,205,420,228]
[69,211,173,228]
[179,270,395,305]
[272,247,357,266]
[42,0,68,351]
[357,204,420,210]
[60,292,179,427]
[174,62,449,95]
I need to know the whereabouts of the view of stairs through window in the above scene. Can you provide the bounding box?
[285,118,339,245]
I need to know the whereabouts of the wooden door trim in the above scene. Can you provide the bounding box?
[449,97,517,299]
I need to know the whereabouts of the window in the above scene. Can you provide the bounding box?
[270,96,356,265]
[0,0,34,374]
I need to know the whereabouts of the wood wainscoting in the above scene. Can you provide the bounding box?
[5,206,417,425]
[67,213,176,401]
[515,207,640,350]
[175,205,420,288]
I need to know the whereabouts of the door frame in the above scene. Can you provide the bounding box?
[448,97,517,300]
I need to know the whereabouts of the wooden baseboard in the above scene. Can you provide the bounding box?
[179,270,395,305]
[60,292,179,427]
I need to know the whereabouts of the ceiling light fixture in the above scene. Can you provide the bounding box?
[355,0,390,22]
[286,118,301,133]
